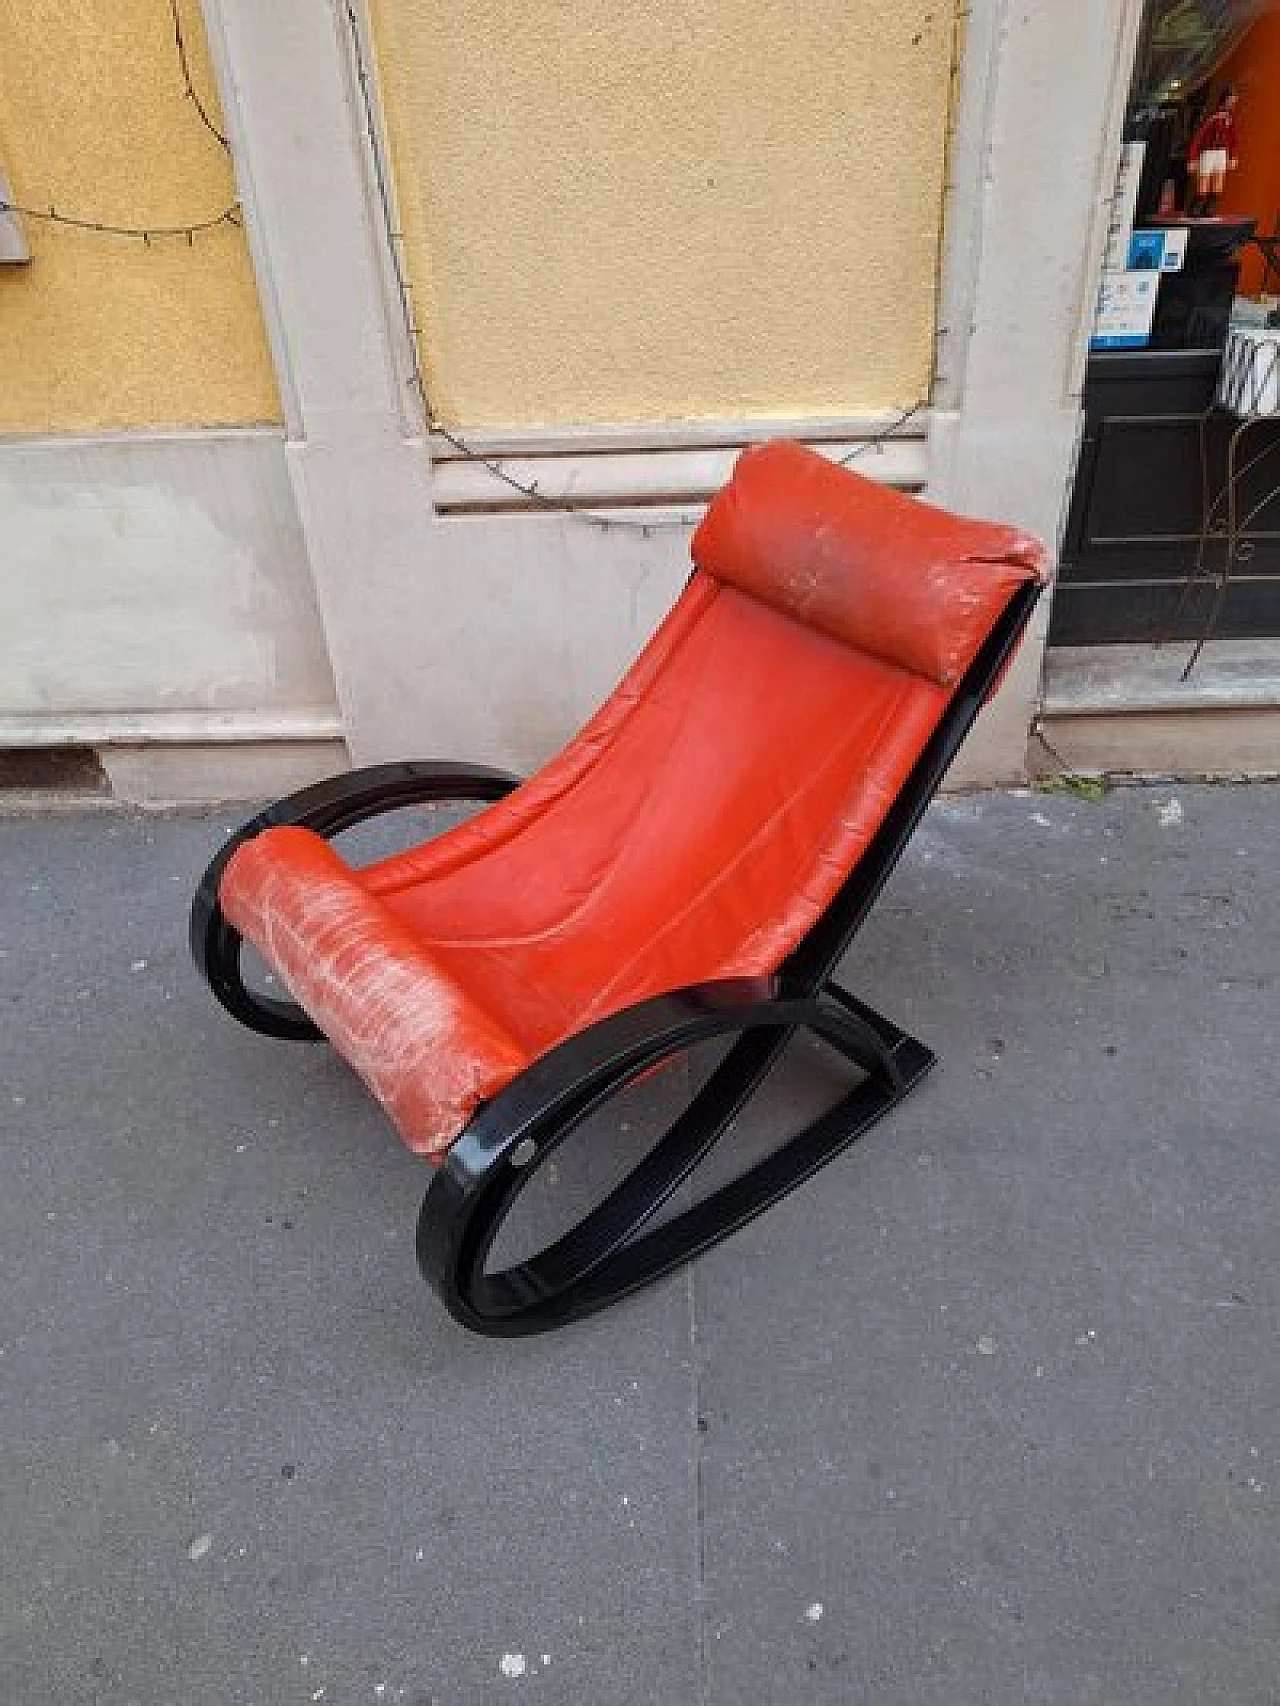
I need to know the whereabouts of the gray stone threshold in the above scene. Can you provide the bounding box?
[1043,640,1280,716]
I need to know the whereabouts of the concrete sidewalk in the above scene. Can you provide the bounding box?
[2,784,1278,1705]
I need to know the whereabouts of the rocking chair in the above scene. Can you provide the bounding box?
[191,440,1047,1335]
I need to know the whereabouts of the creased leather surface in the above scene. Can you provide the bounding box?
[691,439,1049,685]
[220,830,527,1157]
[364,590,946,1054]
[220,442,1045,1160]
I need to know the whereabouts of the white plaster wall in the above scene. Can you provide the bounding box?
[196,0,1147,786]
[0,0,1148,793]
[202,0,941,774]
[203,0,448,767]
[371,512,692,772]
[0,432,339,731]
[928,0,1145,784]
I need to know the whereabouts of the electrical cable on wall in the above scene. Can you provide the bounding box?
[338,0,928,536]
[837,402,925,465]
[338,0,693,535]
[0,0,930,525]
[169,0,230,153]
[0,200,240,244]
[0,0,237,245]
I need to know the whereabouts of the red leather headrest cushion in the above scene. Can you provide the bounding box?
[691,440,1048,686]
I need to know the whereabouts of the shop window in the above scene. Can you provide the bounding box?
[1050,0,1280,649]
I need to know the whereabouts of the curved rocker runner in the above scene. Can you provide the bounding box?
[191,440,1048,1335]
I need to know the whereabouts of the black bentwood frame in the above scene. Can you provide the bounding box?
[191,580,1041,1335]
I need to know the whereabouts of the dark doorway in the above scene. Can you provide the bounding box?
[1050,0,1280,647]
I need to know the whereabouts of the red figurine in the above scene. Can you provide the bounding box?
[1188,86,1240,215]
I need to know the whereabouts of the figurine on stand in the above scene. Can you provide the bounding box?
[1188,86,1240,216]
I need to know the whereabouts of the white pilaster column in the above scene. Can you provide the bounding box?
[201,0,440,764]
[929,0,1145,782]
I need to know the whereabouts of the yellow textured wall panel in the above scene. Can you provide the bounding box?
[0,0,279,432]
[369,0,957,427]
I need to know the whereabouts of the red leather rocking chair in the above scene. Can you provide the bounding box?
[191,441,1048,1335]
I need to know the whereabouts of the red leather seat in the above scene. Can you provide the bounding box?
[220,441,1046,1158]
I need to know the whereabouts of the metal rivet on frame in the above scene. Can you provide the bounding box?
[510,1138,538,1168]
